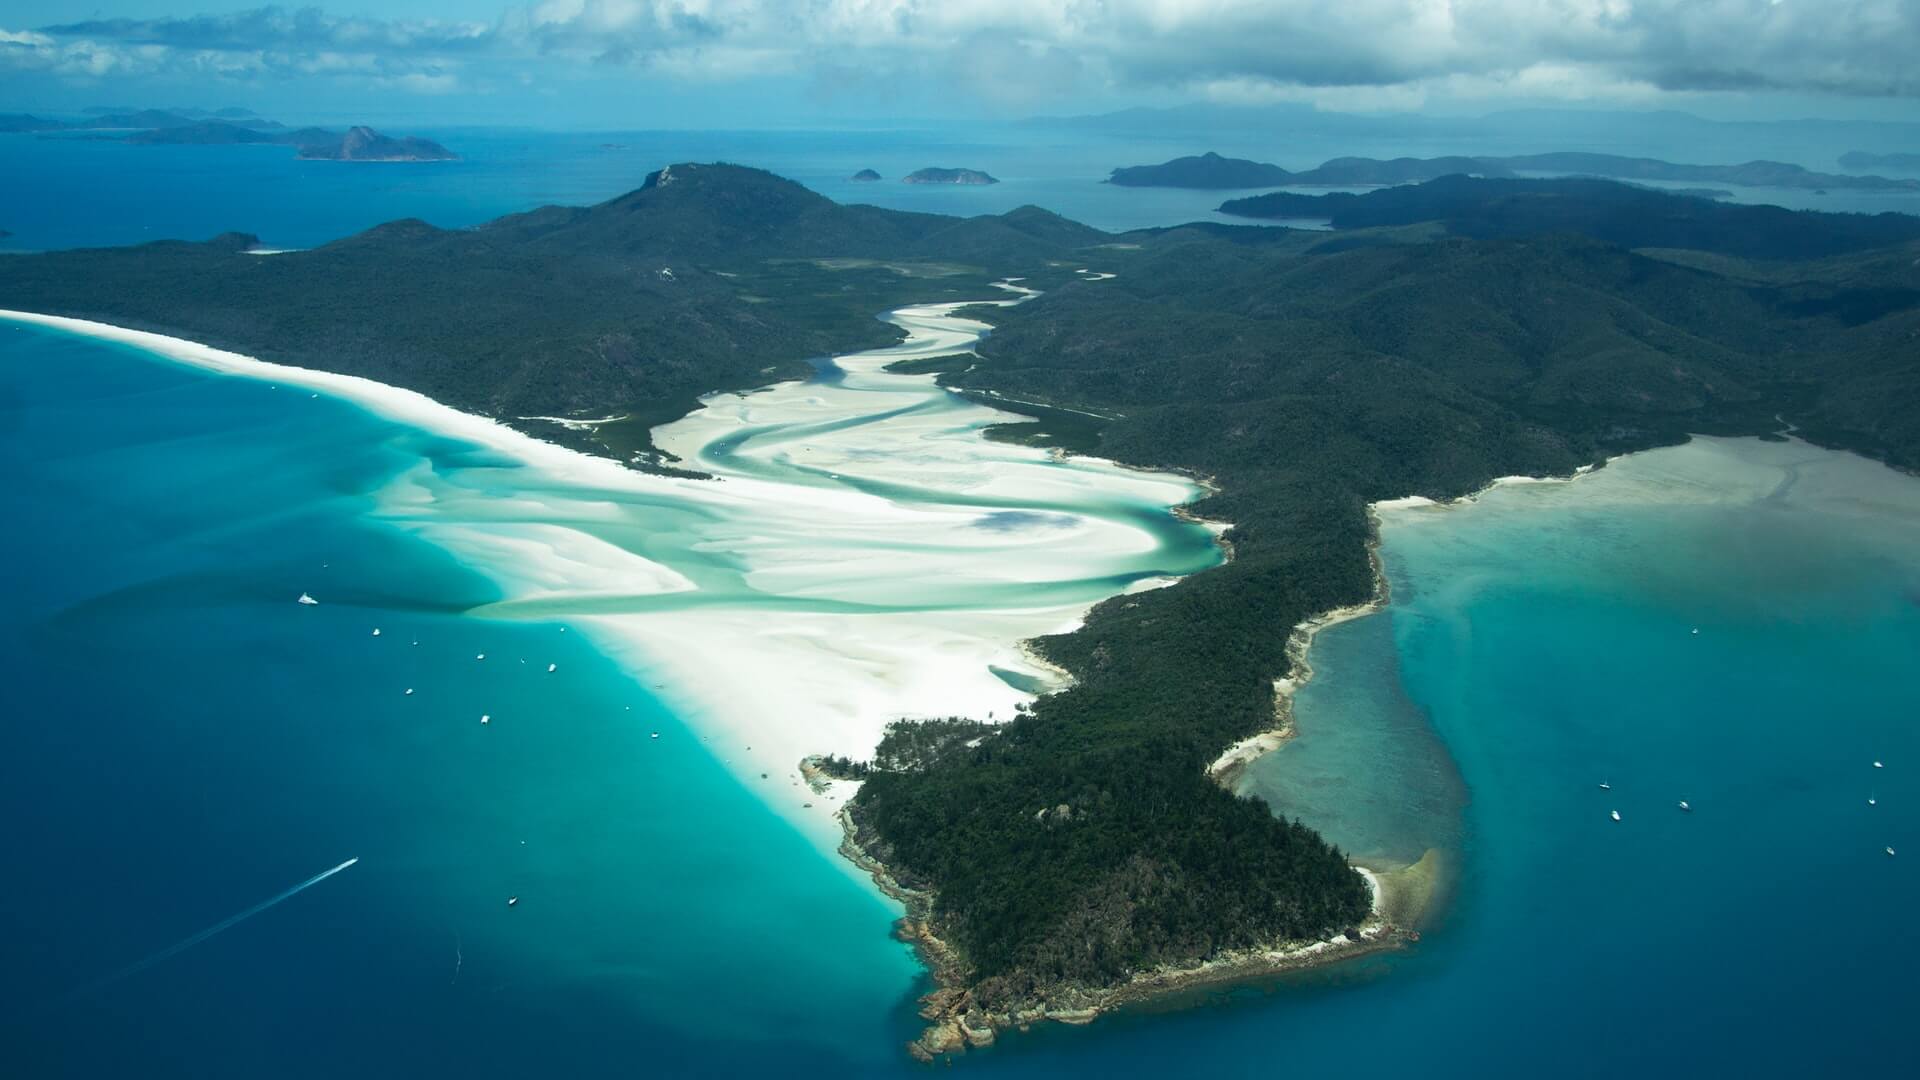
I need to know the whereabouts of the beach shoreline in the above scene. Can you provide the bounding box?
[0,302,1221,870]
[1205,461,1608,792]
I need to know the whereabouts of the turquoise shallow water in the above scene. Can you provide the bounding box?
[1241,441,1920,1074]
[0,325,929,1076]
[6,133,1920,1075]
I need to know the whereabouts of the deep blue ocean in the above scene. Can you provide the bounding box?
[3,131,1919,1077]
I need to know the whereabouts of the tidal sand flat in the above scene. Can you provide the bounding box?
[0,298,1221,857]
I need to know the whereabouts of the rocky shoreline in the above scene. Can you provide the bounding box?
[833,802,1408,1064]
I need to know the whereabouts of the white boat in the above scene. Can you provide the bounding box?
[1868,797,1877,806]
[650,732,660,740]
[1690,628,1699,636]
[297,592,319,605]
[480,715,490,725]
[507,896,519,907]
[1888,847,1897,857]
[1677,801,1691,812]
[1598,780,1611,791]
[1610,810,1621,821]
[1873,760,1884,769]
[476,653,486,660]
[404,688,414,696]
[547,663,557,673]
[372,628,381,637]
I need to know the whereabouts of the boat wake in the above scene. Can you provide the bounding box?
[56,857,359,1004]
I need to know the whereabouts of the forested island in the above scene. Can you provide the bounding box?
[903,167,999,184]
[1841,151,1920,171]
[850,168,883,181]
[0,108,455,161]
[1106,151,1293,188]
[1107,150,1920,192]
[4,164,1917,1059]
[1217,175,1920,259]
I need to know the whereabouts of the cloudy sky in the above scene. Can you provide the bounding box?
[4,1,1918,126]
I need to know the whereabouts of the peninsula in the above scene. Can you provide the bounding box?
[4,165,1917,1060]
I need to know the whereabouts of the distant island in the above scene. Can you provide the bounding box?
[1107,150,1920,193]
[903,167,998,185]
[1840,151,1920,172]
[1215,175,1920,260]
[299,126,456,162]
[1106,151,1294,188]
[0,109,455,162]
[850,168,882,181]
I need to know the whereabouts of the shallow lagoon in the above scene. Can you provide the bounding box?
[1240,436,1920,1075]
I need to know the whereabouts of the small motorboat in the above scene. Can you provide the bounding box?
[372,628,381,637]
[480,715,490,725]
[507,896,519,907]
[650,732,660,739]
[1888,847,1897,858]
[1690,628,1699,636]
[1598,780,1611,791]
[476,653,486,660]
[1873,761,1884,769]
[297,592,319,605]
[1610,810,1622,822]
[1868,797,1877,806]
[1677,801,1692,812]
[404,688,414,696]
[547,663,557,673]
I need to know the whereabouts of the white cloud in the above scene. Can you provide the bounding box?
[6,1,1918,102]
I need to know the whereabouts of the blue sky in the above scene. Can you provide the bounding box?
[4,2,1919,128]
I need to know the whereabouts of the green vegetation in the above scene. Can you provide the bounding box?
[1108,150,1920,192]
[881,352,975,375]
[0,164,1089,468]
[853,186,1920,1006]
[903,167,1000,185]
[1219,175,1920,259]
[6,163,1918,1012]
[1106,151,1293,189]
[1840,151,1920,172]
[951,390,1110,453]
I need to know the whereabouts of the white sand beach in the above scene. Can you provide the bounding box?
[1,295,1220,865]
